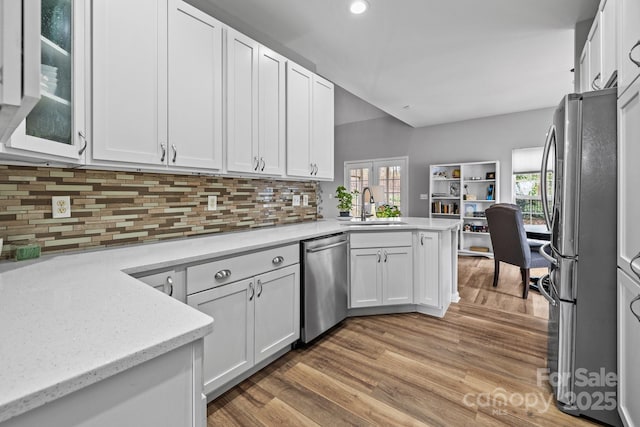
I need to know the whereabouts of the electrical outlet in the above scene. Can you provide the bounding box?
[207,195,217,211]
[52,196,71,219]
[420,194,429,200]
[292,195,301,206]
[303,195,309,206]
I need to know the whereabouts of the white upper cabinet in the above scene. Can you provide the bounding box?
[226,29,259,174]
[92,0,168,166]
[92,0,224,171]
[619,0,640,95]
[286,62,335,181]
[579,47,591,93]
[258,46,286,176]
[311,75,335,180]
[5,0,87,162]
[286,62,313,178]
[601,0,618,87]
[167,0,223,170]
[588,16,603,90]
[226,30,285,176]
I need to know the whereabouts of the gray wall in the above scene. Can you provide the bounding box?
[321,105,555,218]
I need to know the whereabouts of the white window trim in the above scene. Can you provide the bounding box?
[344,156,409,215]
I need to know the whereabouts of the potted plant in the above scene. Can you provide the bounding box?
[376,204,402,218]
[335,185,358,217]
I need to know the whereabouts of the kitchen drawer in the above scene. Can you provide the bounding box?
[350,231,412,249]
[187,244,299,295]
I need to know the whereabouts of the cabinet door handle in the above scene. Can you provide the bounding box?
[631,252,640,280]
[171,144,177,163]
[420,234,424,246]
[310,163,314,175]
[591,73,601,90]
[160,143,166,162]
[272,256,284,265]
[314,164,319,175]
[377,250,381,263]
[254,156,260,171]
[78,131,88,155]
[629,40,640,68]
[631,295,640,323]
[214,269,231,280]
[248,282,255,301]
[260,157,265,171]
[164,276,174,296]
[384,250,388,263]
[256,279,263,297]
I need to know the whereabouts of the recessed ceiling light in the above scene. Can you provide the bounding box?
[350,0,369,14]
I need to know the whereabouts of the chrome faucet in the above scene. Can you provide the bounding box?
[361,187,375,221]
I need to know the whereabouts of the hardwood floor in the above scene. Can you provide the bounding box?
[207,256,599,426]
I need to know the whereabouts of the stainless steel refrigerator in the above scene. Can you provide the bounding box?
[539,88,621,426]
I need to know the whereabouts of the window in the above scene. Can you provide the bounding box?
[512,148,552,225]
[344,157,408,217]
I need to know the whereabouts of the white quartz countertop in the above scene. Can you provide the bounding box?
[0,217,459,423]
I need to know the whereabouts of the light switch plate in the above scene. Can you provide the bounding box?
[292,195,301,206]
[302,195,309,206]
[207,195,217,211]
[52,196,71,218]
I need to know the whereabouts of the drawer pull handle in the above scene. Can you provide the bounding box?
[631,295,640,323]
[214,269,231,280]
[164,276,174,296]
[629,40,640,68]
[272,256,284,265]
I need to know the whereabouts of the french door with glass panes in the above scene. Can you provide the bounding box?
[344,157,408,218]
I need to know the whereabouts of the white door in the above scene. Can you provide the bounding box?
[618,78,640,279]
[168,0,223,170]
[414,232,440,308]
[7,0,86,161]
[311,75,334,180]
[618,0,640,96]
[187,279,254,395]
[254,265,300,364]
[617,269,640,427]
[587,15,603,90]
[286,62,313,178]
[350,248,382,307]
[92,0,167,165]
[258,46,286,176]
[226,28,259,174]
[382,247,413,305]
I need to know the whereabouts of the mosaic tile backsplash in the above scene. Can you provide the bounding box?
[0,166,318,259]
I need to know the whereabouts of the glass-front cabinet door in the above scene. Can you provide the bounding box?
[7,0,86,161]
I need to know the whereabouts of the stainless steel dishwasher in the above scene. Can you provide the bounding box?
[300,233,348,343]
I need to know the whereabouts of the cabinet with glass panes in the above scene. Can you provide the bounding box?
[4,0,86,162]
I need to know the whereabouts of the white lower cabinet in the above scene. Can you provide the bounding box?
[349,232,413,308]
[414,231,452,316]
[617,268,640,427]
[187,258,299,396]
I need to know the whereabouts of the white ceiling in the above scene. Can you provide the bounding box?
[204,0,599,128]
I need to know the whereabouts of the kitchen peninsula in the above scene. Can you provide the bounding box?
[0,218,459,426]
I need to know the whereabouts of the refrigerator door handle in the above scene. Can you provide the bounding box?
[539,242,558,266]
[541,124,556,231]
[538,273,556,306]
[631,295,640,323]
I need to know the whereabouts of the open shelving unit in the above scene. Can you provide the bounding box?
[429,161,500,257]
